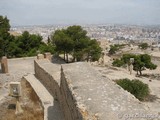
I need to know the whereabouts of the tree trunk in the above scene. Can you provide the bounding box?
[139,70,142,76]
[136,70,139,75]
[87,53,89,62]
[64,51,65,61]
[66,53,68,63]
[71,57,75,62]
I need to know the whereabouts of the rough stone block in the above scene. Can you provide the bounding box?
[44,52,52,61]
[37,54,44,60]
[1,56,8,73]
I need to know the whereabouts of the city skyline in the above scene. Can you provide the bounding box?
[0,0,160,26]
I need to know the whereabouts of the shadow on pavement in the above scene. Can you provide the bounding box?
[48,100,65,120]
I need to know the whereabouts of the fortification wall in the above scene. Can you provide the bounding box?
[34,60,150,120]
[60,70,83,120]
[34,59,61,101]
[34,59,82,119]
[61,63,150,120]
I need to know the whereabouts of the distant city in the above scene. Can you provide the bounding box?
[10,24,160,44]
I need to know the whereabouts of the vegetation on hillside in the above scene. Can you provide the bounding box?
[0,16,101,62]
[0,16,54,58]
[0,16,14,57]
[112,54,157,75]
[108,44,125,55]
[138,43,149,50]
[52,25,102,62]
[13,31,55,57]
[116,78,150,101]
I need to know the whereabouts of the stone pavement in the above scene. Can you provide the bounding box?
[62,62,150,120]
[0,57,35,103]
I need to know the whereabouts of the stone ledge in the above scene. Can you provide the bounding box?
[22,74,53,120]
[34,59,61,86]
[61,62,150,120]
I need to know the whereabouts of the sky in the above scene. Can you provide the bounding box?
[0,0,160,26]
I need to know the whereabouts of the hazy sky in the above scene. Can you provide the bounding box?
[0,0,160,26]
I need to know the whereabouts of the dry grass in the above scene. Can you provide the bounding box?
[0,80,44,120]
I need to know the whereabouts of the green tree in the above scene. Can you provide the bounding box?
[0,16,55,58]
[112,54,157,75]
[0,16,15,57]
[86,39,102,61]
[109,45,118,55]
[15,31,43,57]
[52,29,74,62]
[108,44,124,55]
[116,78,150,101]
[133,54,157,75]
[121,54,157,75]
[39,43,55,54]
[14,31,54,57]
[52,25,102,62]
[66,26,88,61]
[139,43,149,50]
[112,59,124,67]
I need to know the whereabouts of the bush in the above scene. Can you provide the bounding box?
[112,59,124,67]
[116,78,150,101]
[109,45,119,55]
[112,54,157,76]
[139,43,149,50]
[109,44,125,55]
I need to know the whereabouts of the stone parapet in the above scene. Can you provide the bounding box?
[1,56,8,73]
[34,59,61,100]
[61,62,149,120]
[37,54,44,60]
[44,52,52,61]
[34,60,152,120]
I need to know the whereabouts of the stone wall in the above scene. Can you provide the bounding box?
[34,60,151,120]
[34,59,61,101]
[61,63,150,120]
[34,59,82,120]
[1,56,8,73]
[60,69,83,120]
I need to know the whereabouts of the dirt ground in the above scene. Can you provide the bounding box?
[92,61,160,113]
[0,80,44,120]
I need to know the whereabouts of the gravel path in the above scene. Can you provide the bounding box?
[0,57,35,103]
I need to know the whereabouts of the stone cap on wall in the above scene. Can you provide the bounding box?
[34,59,61,86]
[61,62,150,120]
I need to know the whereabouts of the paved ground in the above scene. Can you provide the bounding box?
[62,62,149,120]
[0,56,65,120]
[0,57,35,102]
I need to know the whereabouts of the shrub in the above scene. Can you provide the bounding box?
[112,54,157,76]
[116,78,150,101]
[138,43,149,50]
[112,59,124,67]
[109,45,119,55]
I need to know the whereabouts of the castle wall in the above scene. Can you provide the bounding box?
[34,60,150,120]
[34,59,61,101]
[34,59,82,120]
